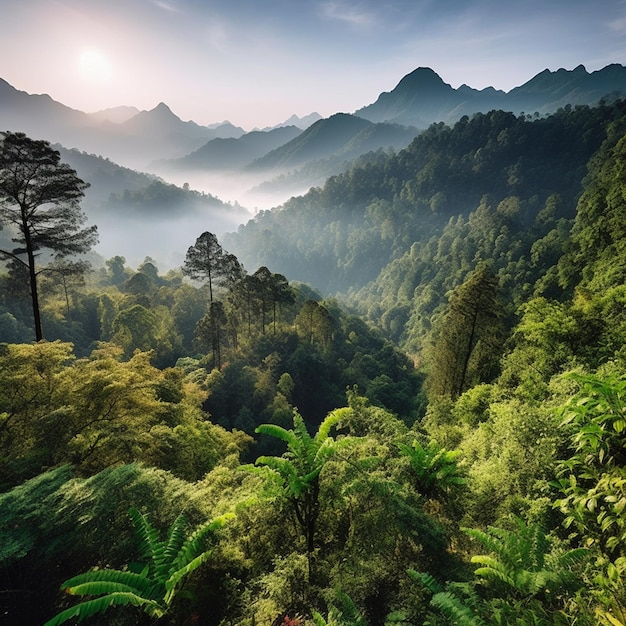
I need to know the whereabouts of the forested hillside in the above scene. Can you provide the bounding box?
[1,99,626,626]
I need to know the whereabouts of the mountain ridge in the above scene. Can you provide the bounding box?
[356,63,626,127]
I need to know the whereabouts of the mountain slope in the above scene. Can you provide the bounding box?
[224,101,626,303]
[246,113,417,171]
[162,125,303,170]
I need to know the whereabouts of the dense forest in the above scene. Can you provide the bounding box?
[1,98,626,626]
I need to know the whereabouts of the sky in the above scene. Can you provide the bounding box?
[2,0,626,130]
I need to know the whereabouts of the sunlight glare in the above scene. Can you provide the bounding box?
[78,49,113,83]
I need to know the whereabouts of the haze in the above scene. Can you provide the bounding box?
[3,0,624,130]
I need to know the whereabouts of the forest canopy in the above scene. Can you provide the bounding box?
[1,101,626,626]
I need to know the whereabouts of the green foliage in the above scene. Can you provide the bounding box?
[398,439,465,500]
[251,410,349,555]
[426,263,504,399]
[313,591,367,626]
[554,372,626,555]
[44,507,233,625]
[463,518,587,599]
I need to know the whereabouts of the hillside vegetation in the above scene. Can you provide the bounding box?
[1,100,626,625]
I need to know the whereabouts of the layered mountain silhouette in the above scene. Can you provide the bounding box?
[2,63,626,214]
[246,113,416,171]
[356,64,626,127]
[161,125,303,171]
[2,64,625,172]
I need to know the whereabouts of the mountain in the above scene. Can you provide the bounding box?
[0,78,93,143]
[160,125,303,171]
[246,113,417,171]
[53,145,250,266]
[224,101,626,298]
[88,106,140,124]
[255,112,323,131]
[80,103,246,168]
[356,64,626,127]
[0,80,245,169]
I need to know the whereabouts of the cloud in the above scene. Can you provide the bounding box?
[320,1,376,29]
[151,0,180,12]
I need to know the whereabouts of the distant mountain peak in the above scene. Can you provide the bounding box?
[149,102,176,117]
[356,63,626,127]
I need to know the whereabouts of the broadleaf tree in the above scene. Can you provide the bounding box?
[0,131,98,341]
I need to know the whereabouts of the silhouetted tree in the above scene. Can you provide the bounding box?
[0,132,98,340]
[183,232,241,303]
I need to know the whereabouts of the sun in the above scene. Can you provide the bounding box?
[78,49,113,84]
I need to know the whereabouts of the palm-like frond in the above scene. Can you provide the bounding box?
[256,423,300,450]
[44,591,164,626]
[45,508,231,625]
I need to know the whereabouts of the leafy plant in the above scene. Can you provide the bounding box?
[554,372,626,554]
[398,438,465,499]
[463,517,587,600]
[409,570,485,626]
[312,591,367,626]
[250,409,351,556]
[44,507,233,625]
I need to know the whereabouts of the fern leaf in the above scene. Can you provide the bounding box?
[255,423,300,450]
[430,591,484,626]
[471,555,516,589]
[408,569,443,594]
[61,568,153,596]
[163,551,213,605]
[43,592,164,626]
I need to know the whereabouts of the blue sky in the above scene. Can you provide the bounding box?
[2,0,625,129]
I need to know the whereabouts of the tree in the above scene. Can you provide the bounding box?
[251,410,350,563]
[183,232,241,303]
[39,259,91,322]
[295,300,334,348]
[195,300,228,369]
[44,507,233,626]
[0,132,98,340]
[427,264,503,399]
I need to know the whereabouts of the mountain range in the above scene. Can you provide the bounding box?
[3,64,625,174]
[356,64,626,127]
[1,63,626,267]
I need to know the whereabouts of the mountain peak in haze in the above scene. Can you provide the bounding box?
[356,63,626,128]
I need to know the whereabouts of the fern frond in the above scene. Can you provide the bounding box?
[61,568,153,595]
[408,569,443,594]
[463,526,512,561]
[430,591,484,626]
[163,551,213,605]
[128,507,164,570]
[471,555,516,588]
[43,592,164,626]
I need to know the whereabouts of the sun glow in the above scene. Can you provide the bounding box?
[78,49,113,83]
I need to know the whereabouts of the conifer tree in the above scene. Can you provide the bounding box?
[427,264,503,399]
[0,132,98,340]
